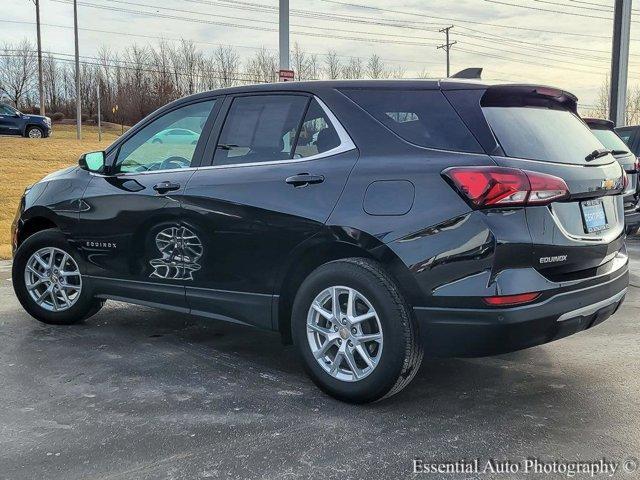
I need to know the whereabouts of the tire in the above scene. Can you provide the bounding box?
[292,257,423,403]
[12,229,103,325]
[25,126,44,139]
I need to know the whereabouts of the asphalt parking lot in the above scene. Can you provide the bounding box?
[1,239,639,480]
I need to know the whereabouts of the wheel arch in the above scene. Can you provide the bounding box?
[17,215,59,248]
[275,226,421,344]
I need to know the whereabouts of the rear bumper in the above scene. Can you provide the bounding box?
[414,263,628,357]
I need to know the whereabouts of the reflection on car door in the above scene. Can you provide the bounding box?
[182,94,358,328]
[76,99,218,310]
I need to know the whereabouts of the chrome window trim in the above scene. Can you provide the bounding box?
[195,96,356,171]
[94,95,356,178]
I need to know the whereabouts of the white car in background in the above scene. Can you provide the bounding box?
[150,128,199,145]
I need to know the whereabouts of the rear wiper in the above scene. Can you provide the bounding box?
[585,148,612,162]
[611,149,629,156]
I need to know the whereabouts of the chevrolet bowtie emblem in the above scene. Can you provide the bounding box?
[601,179,615,190]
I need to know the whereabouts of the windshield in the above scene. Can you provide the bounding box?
[590,128,630,153]
[483,106,608,164]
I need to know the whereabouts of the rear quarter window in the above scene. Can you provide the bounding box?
[340,89,482,153]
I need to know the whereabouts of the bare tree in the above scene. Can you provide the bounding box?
[292,42,309,80]
[366,53,386,79]
[307,53,321,80]
[416,67,431,79]
[389,66,406,79]
[627,86,640,125]
[213,45,240,88]
[0,39,38,108]
[42,53,61,111]
[245,48,277,83]
[324,49,342,79]
[343,57,363,79]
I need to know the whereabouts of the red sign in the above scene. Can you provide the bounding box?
[278,69,295,82]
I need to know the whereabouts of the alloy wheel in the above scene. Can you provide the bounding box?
[306,286,383,382]
[24,247,82,312]
[28,128,42,138]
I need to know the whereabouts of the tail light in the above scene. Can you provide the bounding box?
[483,292,541,306]
[443,166,569,208]
[622,169,629,190]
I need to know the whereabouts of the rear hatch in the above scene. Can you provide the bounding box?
[478,86,626,280]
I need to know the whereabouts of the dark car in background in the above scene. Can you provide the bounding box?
[585,118,640,234]
[616,125,640,157]
[11,81,629,403]
[0,104,51,138]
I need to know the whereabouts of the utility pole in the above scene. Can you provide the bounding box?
[609,0,632,126]
[437,26,456,78]
[73,0,81,139]
[33,0,45,115]
[279,0,289,71]
[97,81,101,142]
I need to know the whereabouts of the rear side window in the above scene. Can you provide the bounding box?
[483,107,605,164]
[341,89,482,153]
[616,128,638,155]
[589,128,630,153]
[213,95,309,166]
[294,99,341,158]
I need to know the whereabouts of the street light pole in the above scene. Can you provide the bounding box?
[279,0,289,71]
[73,0,81,139]
[34,0,45,115]
[609,0,632,126]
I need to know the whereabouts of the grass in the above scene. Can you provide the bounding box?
[0,124,123,259]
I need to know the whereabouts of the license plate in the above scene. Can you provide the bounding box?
[580,199,609,233]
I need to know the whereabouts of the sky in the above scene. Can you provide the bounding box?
[1,0,639,107]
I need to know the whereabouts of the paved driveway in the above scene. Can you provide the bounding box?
[1,239,639,479]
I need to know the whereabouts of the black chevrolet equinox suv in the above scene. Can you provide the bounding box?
[11,80,629,403]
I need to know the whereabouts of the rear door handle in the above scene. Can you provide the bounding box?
[285,173,325,187]
[153,181,181,194]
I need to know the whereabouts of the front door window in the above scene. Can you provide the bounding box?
[114,100,216,174]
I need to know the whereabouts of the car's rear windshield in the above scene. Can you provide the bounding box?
[483,106,606,164]
[341,89,482,153]
[589,128,630,153]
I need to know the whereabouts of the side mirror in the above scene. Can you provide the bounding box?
[79,151,106,173]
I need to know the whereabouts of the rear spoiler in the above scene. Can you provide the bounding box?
[583,117,615,130]
[481,85,578,113]
[451,68,483,79]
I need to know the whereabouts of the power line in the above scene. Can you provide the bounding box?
[0,19,444,66]
[49,0,445,47]
[454,24,637,57]
[484,0,639,23]
[0,52,271,83]
[183,0,447,32]
[54,0,444,42]
[315,0,630,39]
[455,46,640,80]
[568,0,640,13]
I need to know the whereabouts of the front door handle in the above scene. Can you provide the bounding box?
[153,181,181,194]
[285,173,325,187]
